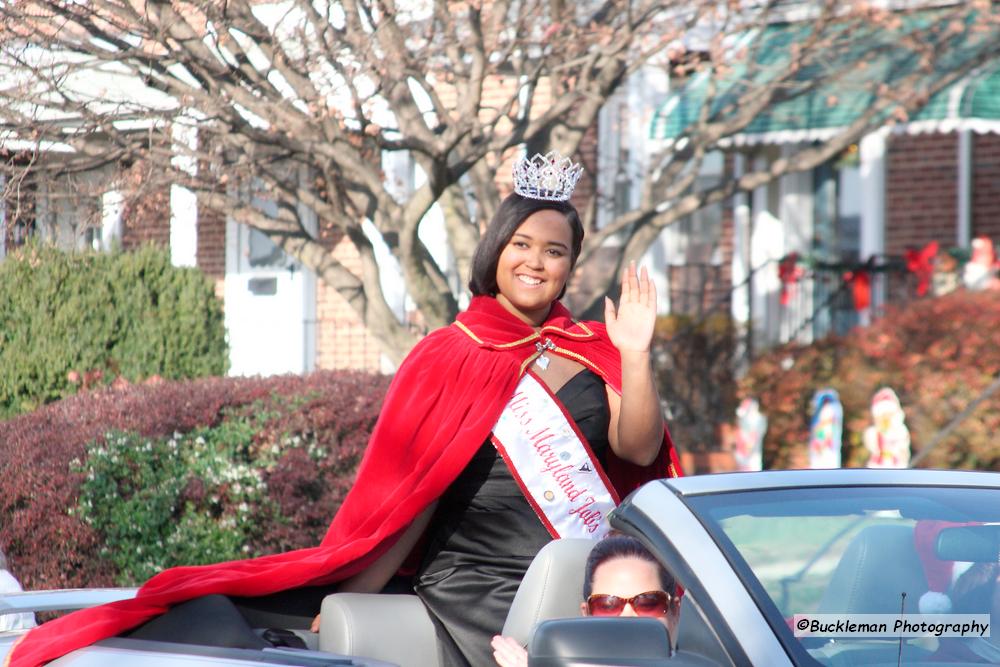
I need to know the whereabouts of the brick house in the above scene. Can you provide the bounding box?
[645,17,1000,361]
[0,163,410,374]
[7,7,998,378]
[9,63,998,376]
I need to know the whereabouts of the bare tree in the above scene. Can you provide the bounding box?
[1,0,998,363]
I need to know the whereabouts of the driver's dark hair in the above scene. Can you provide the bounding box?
[582,534,676,600]
[950,562,999,613]
[467,192,582,300]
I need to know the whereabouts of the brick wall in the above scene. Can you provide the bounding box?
[570,122,600,215]
[972,133,1000,241]
[197,207,226,279]
[315,236,384,371]
[562,118,603,313]
[886,132,1000,254]
[885,133,958,255]
[121,186,171,250]
[717,153,735,303]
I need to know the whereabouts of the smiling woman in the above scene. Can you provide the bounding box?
[468,195,582,311]
[385,154,682,665]
[494,209,576,325]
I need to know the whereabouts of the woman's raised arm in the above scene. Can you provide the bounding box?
[604,262,664,467]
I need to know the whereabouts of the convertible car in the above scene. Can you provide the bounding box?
[2,468,999,666]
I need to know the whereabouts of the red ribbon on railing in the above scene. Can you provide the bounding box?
[904,241,939,297]
[778,252,805,306]
[843,270,871,311]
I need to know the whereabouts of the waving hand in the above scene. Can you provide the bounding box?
[605,261,657,354]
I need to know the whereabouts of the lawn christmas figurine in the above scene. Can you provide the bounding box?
[931,250,961,297]
[733,398,766,472]
[808,389,843,469]
[863,387,911,468]
[963,236,1000,291]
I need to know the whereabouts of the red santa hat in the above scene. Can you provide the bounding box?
[914,520,955,614]
[871,387,902,417]
[970,236,997,266]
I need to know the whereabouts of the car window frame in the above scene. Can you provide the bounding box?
[682,484,1000,667]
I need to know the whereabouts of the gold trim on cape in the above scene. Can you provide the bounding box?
[454,321,540,349]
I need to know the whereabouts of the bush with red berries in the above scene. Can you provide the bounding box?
[0,371,390,588]
[741,290,1000,470]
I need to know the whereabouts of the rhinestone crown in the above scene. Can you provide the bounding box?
[512,151,584,202]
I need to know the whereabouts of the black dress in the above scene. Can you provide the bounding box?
[414,368,611,666]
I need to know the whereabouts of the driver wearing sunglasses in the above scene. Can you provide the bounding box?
[491,535,680,667]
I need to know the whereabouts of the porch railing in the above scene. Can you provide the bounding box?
[664,256,917,361]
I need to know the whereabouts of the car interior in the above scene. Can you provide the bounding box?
[319,536,732,667]
[92,524,1000,666]
[318,537,594,666]
[805,523,933,665]
[817,524,928,616]
[806,522,1000,666]
[92,538,599,666]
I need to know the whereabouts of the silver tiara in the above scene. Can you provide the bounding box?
[512,151,584,202]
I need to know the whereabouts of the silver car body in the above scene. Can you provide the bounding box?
[3,469,999,666]
[610,468,1000,666]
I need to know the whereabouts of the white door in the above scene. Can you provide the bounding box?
[224,221,316,376]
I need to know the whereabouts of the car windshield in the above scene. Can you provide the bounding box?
[687,486,1000,666]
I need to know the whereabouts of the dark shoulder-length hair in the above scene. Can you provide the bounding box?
[468,193,583,299]
[582,535,676,600]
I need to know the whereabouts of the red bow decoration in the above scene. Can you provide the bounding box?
[778,253,805,306]
[843,269,871,311]
[904,241,938,297]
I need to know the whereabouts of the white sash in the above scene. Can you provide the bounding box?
[491,372,619,539]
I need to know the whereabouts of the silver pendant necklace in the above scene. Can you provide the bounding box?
[535,338,556,370]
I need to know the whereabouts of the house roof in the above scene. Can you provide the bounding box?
[649,10,1000,145]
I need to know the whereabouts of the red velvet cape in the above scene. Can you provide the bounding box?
[7,296,681,667]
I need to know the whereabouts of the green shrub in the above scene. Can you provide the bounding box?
[73,415,284,585]
[0,371,390,589]
[0,243,227,418]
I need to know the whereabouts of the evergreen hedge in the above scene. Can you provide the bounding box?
[0,244,228,418]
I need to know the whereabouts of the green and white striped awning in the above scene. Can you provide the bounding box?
[907,62,1000,133]
[650,12,1000,145]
